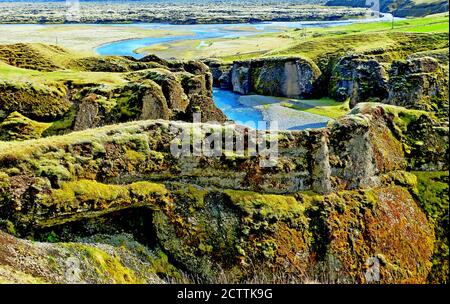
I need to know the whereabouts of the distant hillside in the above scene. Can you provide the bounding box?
[326,0,449,17]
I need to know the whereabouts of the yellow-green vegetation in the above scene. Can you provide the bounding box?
[136,33,292,61]
[75,244,145,284]
[129,181,169,198]
[0,60,126,85]
[0,42,223,141]
[41,179,169,216]
[265,31,448,65]
[379,103,436,134]
[0,111,51,141]
[412,171,449,283]
[136,14,448,62]
[44,180,131,210]
[224,190,306,226]
[0,265,47,284]
[0,230,175,284]
[282,98,350,119]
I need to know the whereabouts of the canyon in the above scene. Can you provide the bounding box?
[0,12,448,284]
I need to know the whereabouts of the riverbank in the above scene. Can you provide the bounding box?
[237,94,330,130]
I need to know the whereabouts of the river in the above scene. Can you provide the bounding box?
[96,15,394,130]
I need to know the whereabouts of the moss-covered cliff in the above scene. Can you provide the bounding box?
[0,102,447,283]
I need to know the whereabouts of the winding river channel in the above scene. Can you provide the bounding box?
[96,15,394,130]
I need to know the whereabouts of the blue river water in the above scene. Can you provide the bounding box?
[212,88,264,126]
[96,15,394,58]
[95,16,394,129]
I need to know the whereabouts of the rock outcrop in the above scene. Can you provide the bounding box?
[329,55,389,106]
[0,103,446,283]
[208,57,321,98]
[204,60,233,89]
[327,54,449,119]
[0,43,448,284]
[0,44,226,141]
[387,57,449,116]
[207,52,448,122]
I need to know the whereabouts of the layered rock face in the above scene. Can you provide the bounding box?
[0,43,448,284]
[388,57,449,114]
[208,57,321,98]
[206,48,448,120]
[328,54,449,117]
[329,55,389,106]
[205,59,233,89]
[0,103,446,283]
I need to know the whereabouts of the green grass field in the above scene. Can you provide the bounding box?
[135,13,448,62]
[281,98,350,119]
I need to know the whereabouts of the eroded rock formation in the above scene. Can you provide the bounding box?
[0,45,226,141]
[207,57,321,98]
[206,50,449,120]
[0,103,447,283]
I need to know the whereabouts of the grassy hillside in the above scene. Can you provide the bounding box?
[137,14,449,62]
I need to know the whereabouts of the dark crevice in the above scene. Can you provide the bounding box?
[32,207,157,248]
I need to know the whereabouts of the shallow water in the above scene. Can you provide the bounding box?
[212,88,265,129]
[95,16,393,129]
[215,89,330,130]
[96,15,394,58]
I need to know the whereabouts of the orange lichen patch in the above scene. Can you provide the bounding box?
[271,223,310,276]
[322,186,434,283]
[363,186,434,283]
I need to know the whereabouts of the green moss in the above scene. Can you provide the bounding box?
[78,245,145,284]
[0,220,17,236]
[0,171,10,206]
[224,190,307,231]
[0,78,70,120]
[129,181,168,198]
[148,250,184,281]
[282,98,350,119]
[174,185,208,210]
[306,185,435,283]
[412,171,449,283]
[0,111,51,141]
[43,106,77,136]
[225,190,302,216]
[125,149,146,163]
[382,104,434,134]
[381,170,418,190]
[42,179,131,210]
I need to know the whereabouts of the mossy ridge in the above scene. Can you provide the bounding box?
[0,111,51,141]
[67,243,144,284]
[37,179,170,226]
[282,97,350,119]
[0,43,72,72]
[224,189,307,229]
[350,102,448,171]
[0,44,220,140]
